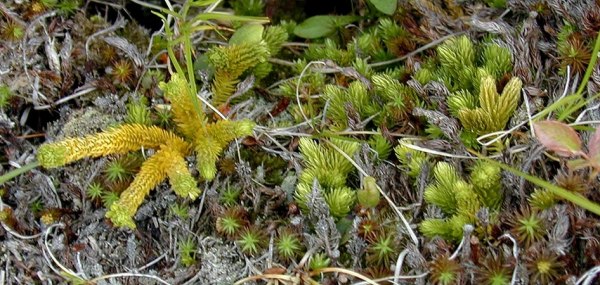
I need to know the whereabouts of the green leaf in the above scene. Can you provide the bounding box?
[533,120,583,157]
[229,24,264,45]
[368,0,397,15]
[189,0,220,7]
[294,15,359,39]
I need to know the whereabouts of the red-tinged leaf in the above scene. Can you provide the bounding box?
[533,120,583,157]
[588,127,600,158]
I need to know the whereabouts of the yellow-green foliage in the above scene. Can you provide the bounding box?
[323,81,376,130]
[419,35,521,137]
[37,124,188,169]
[207,42,270,106]
[297,138,359,188]
[193,119,255,180]
[528,188,557,210]
[436,35,478,91]
[420,35,513,93]
[394,139,430,179]
[160,74,255,180]
[0,85,12,108]
[368,133,392,161]
[354,18,414,61]
[357,176,381,208]
[451,76,522,134]
[424,162,464,215]
[305,38,355,66]
[295,183,356,218]
[481,44,513,79]
[322,74,416,130]
[356,33,387,61]
[377,18,416,57]
[420,160,502,242]
[372,73,418,125]
[252,26,289,80]
[294,138,359,218]
[470,160,503,209]
[263,25,288,56]
[352,58,373,77]
[160,74,205,138]
[37,74,255,228]
[106,143,196,228]
[125,99,152,126]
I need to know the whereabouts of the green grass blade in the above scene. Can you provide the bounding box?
[192,12,269,23]
[0,161,41,185]
[476,155,600,216]
[575,25,600,97]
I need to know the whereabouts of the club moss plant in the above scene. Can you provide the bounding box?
[36,74,255,228]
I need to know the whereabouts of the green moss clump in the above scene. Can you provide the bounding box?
[294,138,359,219]
[420,161,503,242]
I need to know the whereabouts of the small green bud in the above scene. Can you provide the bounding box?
[125,101,152,126]
[310,252,330,270]
[178,237,197,266]
[37,144,68,168]
[106,203,137,229]
[0,85,12,108]
[324,187,356,218]
[357,176,380,208]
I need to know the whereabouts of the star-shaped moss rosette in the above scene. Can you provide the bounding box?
[37,74,255,228]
